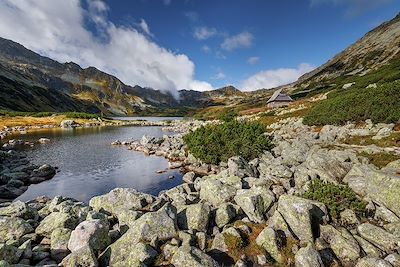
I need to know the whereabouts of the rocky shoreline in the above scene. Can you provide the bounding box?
[0,117,400,266]
[0,118,182,141]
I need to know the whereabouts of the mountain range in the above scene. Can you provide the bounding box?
[0,13,399,115]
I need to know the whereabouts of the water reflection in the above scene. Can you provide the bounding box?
[14,124,183,202]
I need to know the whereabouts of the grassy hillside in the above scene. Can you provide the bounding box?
[303,57,400,126]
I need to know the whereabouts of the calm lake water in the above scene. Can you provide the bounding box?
[13,119,183,202]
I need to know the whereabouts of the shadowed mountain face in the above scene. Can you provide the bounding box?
[0,37,245,115]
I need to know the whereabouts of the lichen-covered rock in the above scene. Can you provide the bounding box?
[100,242,157,266]
[182,172,196,183]
[68,219,110,252]
[101,204,176,265]
[178,203,210,232]
[303,149,353,184]
[357,223,400,253]
[35,212,78,237]
[320,225,360,263]
[50,228,71,262]
[234,187,275,223]
[267,210,291,236]
[384,253,400,266]
[355,257,393,267]
[277,195,327,243]
[60,245,98,267]
[0,216,33,242]
[89,188,155,215]
[295,243,324,267]
[353,235,383,258]
[0,244,22,264]
[199,179,236,206]
[345,164,400,218]
[171,245,220,267]
[227,156,255,178]
[255,227,284,263]
[215,203,237,228]
[0,201,38,220]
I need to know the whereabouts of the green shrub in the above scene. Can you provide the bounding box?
[31,112,55,117]
[302,179,367,219]
[218,109,239,122]
[304,81,400,126]
[62,112,99,119]
[183,120,273,164]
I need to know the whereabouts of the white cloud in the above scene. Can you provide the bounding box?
[212,70,226,80]
[138,19,153,37]
[247,56,259,65]
[163,0,172,5]
[189,80,213,91]
[215,51,226,60]
[193,26,217,40]
[221,31,254,51]
[241,63,315,91]
[0,0,211,95]
[201,45,211,53]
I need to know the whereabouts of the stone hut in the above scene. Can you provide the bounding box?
[267,89,293,108]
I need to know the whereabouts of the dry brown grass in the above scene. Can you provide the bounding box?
[0,115,91,129]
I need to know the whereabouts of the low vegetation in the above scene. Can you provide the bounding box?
[184,120,273,164]
[0,110,101,119]
[342,132,400,148]
[303,81,400,126]
[358,151,400,168]
[302,179,367,219]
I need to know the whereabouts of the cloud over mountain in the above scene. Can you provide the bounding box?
[0,0,212,94]
[241,63,314,91]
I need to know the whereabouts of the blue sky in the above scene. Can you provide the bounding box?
[0,0,399,92]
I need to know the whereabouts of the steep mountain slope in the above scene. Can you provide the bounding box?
[292,12,400,95]
[0,37,244,115]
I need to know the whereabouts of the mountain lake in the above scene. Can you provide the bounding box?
[12,118,184,203]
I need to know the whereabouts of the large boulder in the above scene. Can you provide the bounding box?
[60,245,98,267]
[68,219,110,252]
[171,245,220,267]
[101,204,177,265]
[345,164,400,217]
[89,188,155,216]
[100,242,157,266]
[35,212,78,237]
[295,243,324,267]
[227,156,256,178]
[0,216,33,242]
[50,228,71,262]
[319,225,360,263]
[256,227,284,263]
[199,178,237,206]
[355,257,393,267]
[0,200,38,220]
[215,203,237,228]
[303,149,353,184]
[277,195,327,243]
[60,120,78,128]
[357,223,400,253]
[0,244,22,264]
[234,187,275,223]
[178,203,211,232]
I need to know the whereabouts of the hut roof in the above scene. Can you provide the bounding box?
[267,89,293,103]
